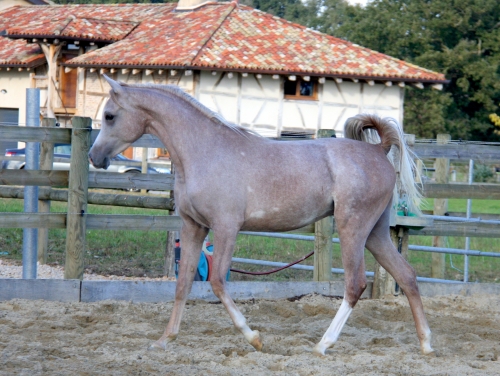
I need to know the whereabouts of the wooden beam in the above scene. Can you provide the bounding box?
[423,183,500,200]
[432,134,450,279]
[86,214,182,231]
[0,170,69,187]
[38,118,57,264]
[88,172,174,191]
[412,143,500,161]
[385,81,393,86]
[65,117,92,280]
[313,131,334,282]
[0,213,182,231]
[0,186,175,211]
[0,213,67,229]
[410,221,500,238]
[40,44,62,117]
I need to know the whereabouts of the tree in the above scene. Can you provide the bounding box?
[331,0,500,141]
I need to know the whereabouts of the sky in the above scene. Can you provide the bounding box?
[347,0,370,6]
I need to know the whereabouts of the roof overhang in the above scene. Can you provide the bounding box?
[61,62,450,85]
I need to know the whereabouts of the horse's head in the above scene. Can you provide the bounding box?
[88,75,146,169]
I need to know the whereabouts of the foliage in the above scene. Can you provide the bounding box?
[490,111,500,136]
[243,0,500,142]
[473,164,495,182]
[51,0,175,4]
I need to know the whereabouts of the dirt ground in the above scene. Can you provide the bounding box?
[0,293,499,376]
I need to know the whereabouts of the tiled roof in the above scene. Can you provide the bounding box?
[0,37,44,67]
[0,2,446,82]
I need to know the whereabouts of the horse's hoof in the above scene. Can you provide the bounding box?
[422,348,437,357]
[148,340,167,351]
[249,330,263,351]
[148,334,176,351]
[312,343,326,357]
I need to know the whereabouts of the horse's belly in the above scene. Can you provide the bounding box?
[241,202,333,232]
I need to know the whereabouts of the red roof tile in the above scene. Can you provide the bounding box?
[0,37,44,67]
[0,3,446,82]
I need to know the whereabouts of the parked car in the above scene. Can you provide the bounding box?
[2,144,167,191]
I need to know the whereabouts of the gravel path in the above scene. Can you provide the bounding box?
[0,259,174,281]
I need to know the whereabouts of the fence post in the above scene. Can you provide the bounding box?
[64,117,92,280]
[431,134,450,279]
[164,161,176,277]
[37,118,56,264]
[313,129,335,281]
[22,88,40,279]
[141,147,148,194]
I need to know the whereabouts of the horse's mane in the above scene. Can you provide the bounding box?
[120,82,258,138]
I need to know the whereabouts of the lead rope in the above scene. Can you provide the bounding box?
[229,250,314,276]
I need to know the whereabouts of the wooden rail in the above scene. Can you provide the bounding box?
[0,170,174,191]
[0,186,175,210]
[2,123,500,287]
[413,143,500,161]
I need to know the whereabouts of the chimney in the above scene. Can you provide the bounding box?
[176,0,213,11]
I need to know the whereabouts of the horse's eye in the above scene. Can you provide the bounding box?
[105,114,114,122]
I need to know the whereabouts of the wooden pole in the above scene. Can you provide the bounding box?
[141,147,148,194]
[37,118,56,264]
[313,129,335,281]
[313,216,333,281]
[164,163,176,278]
[372,226,409,298]
[40,44,62,118]
[64,117,92,280]
[431,134,450,279]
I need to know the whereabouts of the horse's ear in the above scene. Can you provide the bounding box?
[103,74,123,95]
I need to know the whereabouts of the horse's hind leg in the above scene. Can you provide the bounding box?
[150,216,208,350]
[313,220,370,356]
[210,225,263,351]
[365,206,434,355]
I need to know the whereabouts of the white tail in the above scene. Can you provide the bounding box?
[344,114,422,215]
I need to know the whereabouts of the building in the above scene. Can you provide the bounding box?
[0,0,446,158]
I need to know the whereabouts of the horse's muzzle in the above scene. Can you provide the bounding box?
[88,151,110,170]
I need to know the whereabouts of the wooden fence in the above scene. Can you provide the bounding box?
[1,120,500,293]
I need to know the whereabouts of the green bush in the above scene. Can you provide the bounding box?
[473,164,494,182]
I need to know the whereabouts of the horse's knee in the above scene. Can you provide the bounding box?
[399,267,420,296]
[345,278,367,307]
[210,278,225,298]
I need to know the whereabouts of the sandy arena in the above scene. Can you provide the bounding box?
[1,292,499,375]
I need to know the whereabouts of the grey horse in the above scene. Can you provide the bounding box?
[88,75,433,356]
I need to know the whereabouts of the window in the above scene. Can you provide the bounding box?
[284,78,318,100]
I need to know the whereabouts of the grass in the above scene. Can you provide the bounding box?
[1,195,499,282]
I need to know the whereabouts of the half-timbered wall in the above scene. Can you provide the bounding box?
[197,71,404,138]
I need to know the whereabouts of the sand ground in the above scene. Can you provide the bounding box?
[1,293,499,375]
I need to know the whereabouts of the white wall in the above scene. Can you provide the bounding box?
[198,71,404,137]
[0,70,35,127]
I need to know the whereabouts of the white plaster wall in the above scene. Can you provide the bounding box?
[0,70,34,126]
[198,71,404,138]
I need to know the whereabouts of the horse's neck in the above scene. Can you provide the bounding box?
[146,96,233,172]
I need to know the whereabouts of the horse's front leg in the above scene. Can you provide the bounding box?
[210,225,263,351]
[150,217,208,350]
